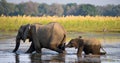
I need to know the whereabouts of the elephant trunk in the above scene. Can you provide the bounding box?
[13,38,20,52]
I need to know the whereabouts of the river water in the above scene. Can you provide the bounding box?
[0,32,120,63]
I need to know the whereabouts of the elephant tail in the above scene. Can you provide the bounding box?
[100,46,106,55]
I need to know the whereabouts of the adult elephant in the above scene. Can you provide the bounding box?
[13,22,66,53]
[66,36,106,56]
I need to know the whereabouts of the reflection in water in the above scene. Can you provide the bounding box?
[30,53,65,63]
[66,55,101,63]
[14,53,101,63]
[77,56,101,63]
[15,54,19,63]
[14,53,66,63]
[30,53,42,63]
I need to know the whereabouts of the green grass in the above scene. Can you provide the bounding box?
[0,15,120,32]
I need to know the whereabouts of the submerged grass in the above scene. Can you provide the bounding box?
[0,15,120,32]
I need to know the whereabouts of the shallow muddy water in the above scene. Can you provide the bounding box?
[0,32,120,63]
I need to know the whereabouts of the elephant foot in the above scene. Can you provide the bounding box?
[52,48,65,54]
[25,51,32,53]
[36,51,42,53]
[58,43,66,51]
[25,50,35,53]
[35,48,42,53]
[34,46,42,53]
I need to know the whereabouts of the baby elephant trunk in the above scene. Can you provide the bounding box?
[66,42,73,48]
[100,46,107,55]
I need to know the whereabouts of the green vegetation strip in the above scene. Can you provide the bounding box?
[0,16,120,32]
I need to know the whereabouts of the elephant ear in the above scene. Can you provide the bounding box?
[74,38,84,49]
[78,38,84,47]
[17,25,26,40]
[23,24,31,42]
[16,26,23,39]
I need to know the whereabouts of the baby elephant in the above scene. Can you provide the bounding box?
[66,36,106,56]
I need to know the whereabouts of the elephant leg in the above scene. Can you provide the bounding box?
[84,50,92,55]
[34,43,42,53]
[53,48,64,53]
[92,45,100,55]
[83,48,91,55]
[77,46,83,56]
[31,37,41,53]
[51,46,64,53]
[92,50,100,55]
[58,43,65,51]
[60,34,66,51]
[33,41,42,53]
[31,26,42,53]
[25,42,35,53]
[51,43,65,53]
[61,34,66,51]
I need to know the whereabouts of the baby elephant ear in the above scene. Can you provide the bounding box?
[78,39,84,47]
[74,39,80,48]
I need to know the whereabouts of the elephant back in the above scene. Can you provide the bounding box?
[48,22,66,48]
[83,38,101,46]
[32,22,66,48]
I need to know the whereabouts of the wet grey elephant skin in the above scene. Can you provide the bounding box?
[66,36,106,56]
[13,22,66,53]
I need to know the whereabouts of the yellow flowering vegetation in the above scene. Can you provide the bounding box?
[0,15,120,32]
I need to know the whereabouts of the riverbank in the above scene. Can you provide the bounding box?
[0,16,120,32]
